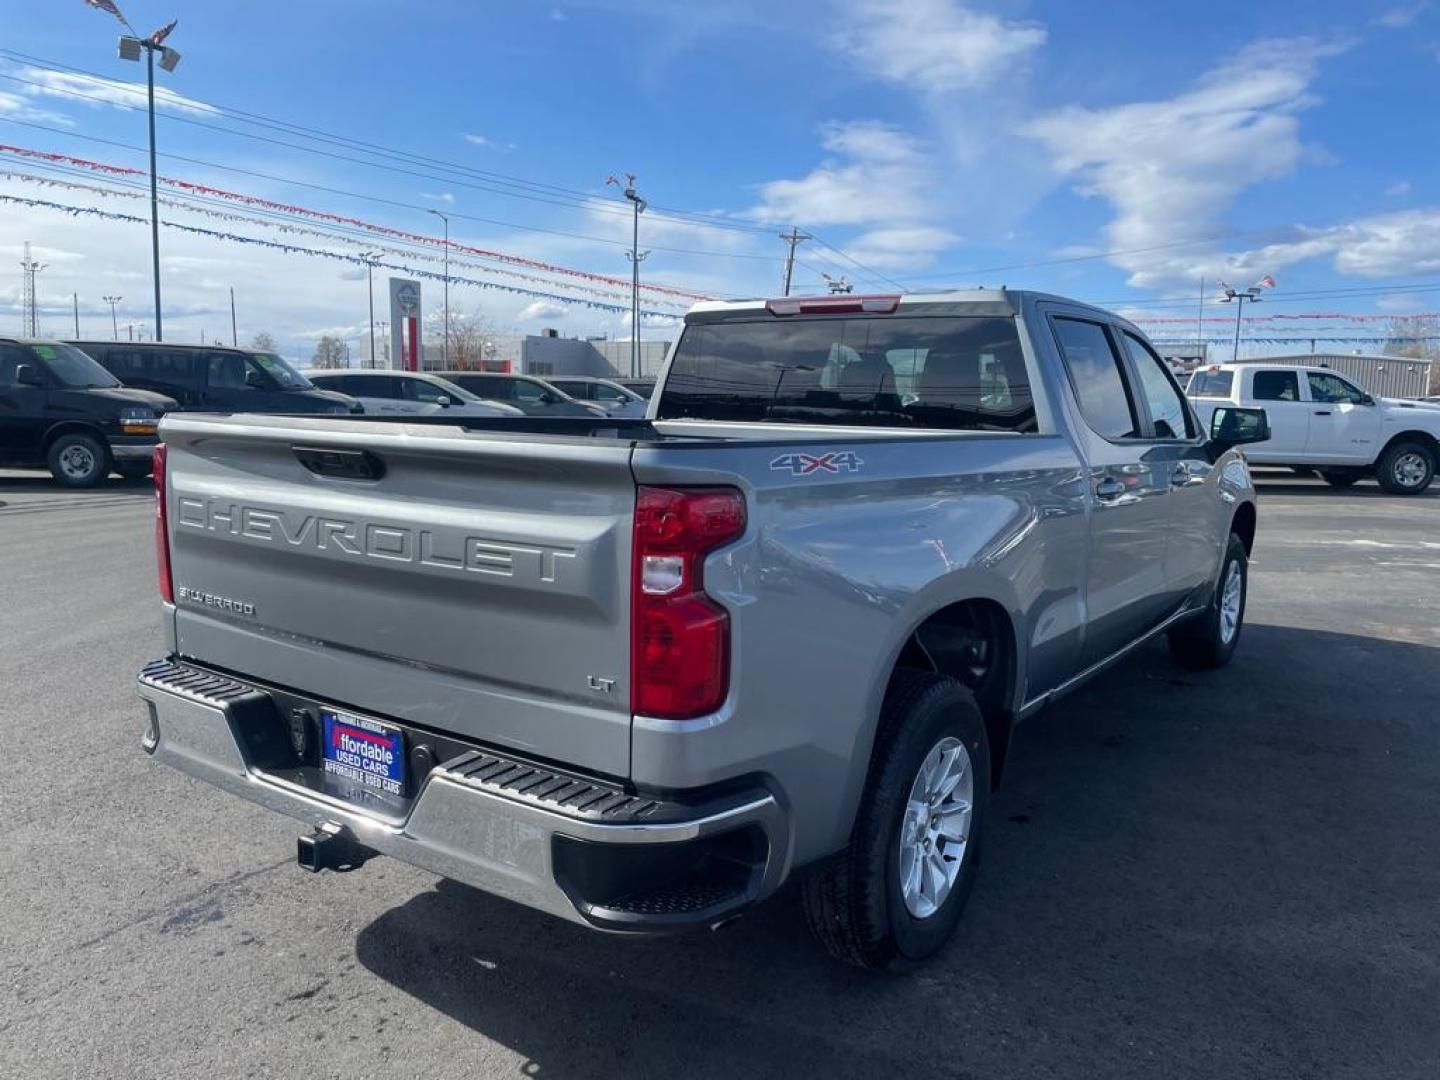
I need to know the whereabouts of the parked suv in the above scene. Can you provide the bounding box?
[0,337,174,486]
[71,341,360,415]
[432,371,605,417]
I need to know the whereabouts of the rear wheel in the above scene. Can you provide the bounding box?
[801,670,989,971]
[1319,470,1362,488]
[1168,533,1247,669]
[46,432,110,488]
[1376,442,1435,495]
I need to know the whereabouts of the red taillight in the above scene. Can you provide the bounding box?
[765,294,900,316]
[631,486,746,720]
[153,443,174,604]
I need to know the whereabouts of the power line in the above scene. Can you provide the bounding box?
[0,53,785,239]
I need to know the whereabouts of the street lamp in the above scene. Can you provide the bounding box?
[103,295,123,340]
[116,20,180,342]
[1218,281,1266,361]
[426,209,450,368]
[359,251,382,368]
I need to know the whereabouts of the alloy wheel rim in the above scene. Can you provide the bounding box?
[59,445,95,479]
[1219,560,1243,644]
[898,736,974,919]
[1394,452,1428,489]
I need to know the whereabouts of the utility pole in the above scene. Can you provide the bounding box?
[359,251,381,368]
[104,296,123,340]
[608,174,648,378]
[20,242,45,337]
[114,21,180,342]
[779,227,811,297]
[230,286,237,346]
[427,209,450,368]
[73,293,80,337]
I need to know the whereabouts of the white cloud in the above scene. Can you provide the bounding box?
[464,133,516,152]
[422,191,456,204]
[0,89,74,127]
[1385,180,1413,197]
[15,66,217,116]
[833,0,1046,95]
[1375,2,1428,28]
[517,300,568,321]
[746,120,957,271]
[1025,38,1344,289]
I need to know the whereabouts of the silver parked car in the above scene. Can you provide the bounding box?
[547,375,649,418]
[303,370,522,418]
[139,289,1268,969]
[432,371,606,417]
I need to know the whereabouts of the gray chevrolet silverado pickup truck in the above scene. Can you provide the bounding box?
[136,290,1269,970]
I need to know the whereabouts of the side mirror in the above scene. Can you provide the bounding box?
[15,363,44,387]
[1210,406,1270,449]
[1360,393,1375,406]
[436,395,451,408]
[244,369,269,389]
[541,392,560,405]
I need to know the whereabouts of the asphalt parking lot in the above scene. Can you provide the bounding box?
[2,467,1437,1080]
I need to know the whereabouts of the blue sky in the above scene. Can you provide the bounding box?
[1,0,1438,356]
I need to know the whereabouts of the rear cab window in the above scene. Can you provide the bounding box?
[1186,369,1234,398]
[658,314,1037,432]
[1049,317,1137,439]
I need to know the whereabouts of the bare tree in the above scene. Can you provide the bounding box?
[1381,318,1440,393]
[251,331,279,352]
[311,336,351,369]
[425,307,498,370]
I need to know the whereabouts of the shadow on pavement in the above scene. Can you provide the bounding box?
[355,624,1440,1080]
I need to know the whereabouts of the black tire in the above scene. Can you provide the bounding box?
[1376,441,1435,495]
[115,460,152,481]
[801,670,990,971]
[1168,533,1247,669]
[45,432,111,488]
[1319,470,1361,489]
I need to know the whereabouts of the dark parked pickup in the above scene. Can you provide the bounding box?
[0,337,174,486]
[70,341,360,415]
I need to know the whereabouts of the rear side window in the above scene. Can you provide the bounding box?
[103,348,203,388]
[1252,370,1299,402]
[659,315,1035,432]
[1186,369,1233,398]
[207,352,249,390]
[1051,317,1137,439]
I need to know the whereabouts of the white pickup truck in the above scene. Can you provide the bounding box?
[1187,363,1440,494]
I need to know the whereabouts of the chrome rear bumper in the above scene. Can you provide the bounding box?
[137,659,789,931]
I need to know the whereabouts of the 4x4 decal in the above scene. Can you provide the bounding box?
[769,451,865,477]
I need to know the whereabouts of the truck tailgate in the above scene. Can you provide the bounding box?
[160,415,636,778]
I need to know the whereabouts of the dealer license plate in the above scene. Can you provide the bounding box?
[320,708,406,802]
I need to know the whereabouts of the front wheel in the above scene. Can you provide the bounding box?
[46,432,111,488]
[801,671,990,971]
[1376,442,1435,495]
[1168,533,1247,669]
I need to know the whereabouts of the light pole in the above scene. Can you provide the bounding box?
[103,296,123,340]
[359,251,381,368]
[116,20,180,342]
[1219,282,1263,361]
[426,209,450,368]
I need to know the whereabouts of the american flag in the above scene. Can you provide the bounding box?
[1255,274,1277,289]
[83,0,127,25]
[151,19,177,45]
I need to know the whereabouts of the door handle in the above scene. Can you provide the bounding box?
[1095,478,1127,500]
[1313,410,1331,416]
